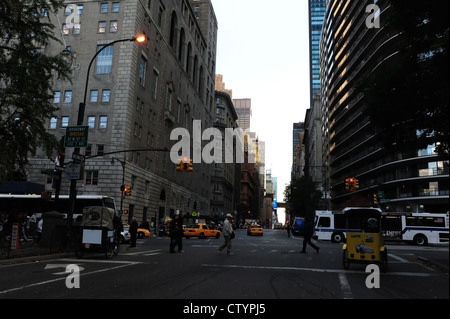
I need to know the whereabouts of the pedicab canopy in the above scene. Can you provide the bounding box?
[81,206,115,230]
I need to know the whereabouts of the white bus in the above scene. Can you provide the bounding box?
[314,210,449,246]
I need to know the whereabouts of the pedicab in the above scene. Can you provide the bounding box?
[75,206,118,259]
[342,207,388,272]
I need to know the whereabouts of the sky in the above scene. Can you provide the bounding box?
[211,0,311,201]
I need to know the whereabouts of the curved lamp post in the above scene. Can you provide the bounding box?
[67,35,147,238]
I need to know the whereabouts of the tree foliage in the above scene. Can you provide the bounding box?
[358,0,449,159]
[0,0,71,181]
[285,176,322,220]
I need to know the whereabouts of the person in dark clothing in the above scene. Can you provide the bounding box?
[113,213,123,249]
[301,217,319,254]
[169,211,184,253]
[129,217,138,247]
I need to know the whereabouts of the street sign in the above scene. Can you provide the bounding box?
[65,126,89,148]
[66,163,82,180]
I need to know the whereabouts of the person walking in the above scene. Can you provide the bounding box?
[301,217,319,254]
[129,217,138,248]
[170,211,184,253]
[218,213,235,255]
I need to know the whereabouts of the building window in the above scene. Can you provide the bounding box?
[112,3,120,12]
[64,90,72,103]
[50,118,57,129]
[97,144,104,156]
[139,55,147,86]
[95,45,113,74]
[53,91,61,103]
[88,116,95,128]
[151,69,159,98]
[90,90,98,103]
[99,116,108,128]
[62,23,70,35]
[110,21,118,32]
[85,144,92,157]
[85,170,99,185]
[98,21,107,33]
[73,23,81,35]
[100,3,108,13]
[102,89,111,102]
[61,116,69,128]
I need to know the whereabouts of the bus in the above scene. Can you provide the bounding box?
[0,194,116,219]
[314,209,449,246]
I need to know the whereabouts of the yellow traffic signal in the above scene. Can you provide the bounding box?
[373,194,379,204]
[354,179,359,190]
[176,158,193,172]
[123,185,131,197]
[186,159,193,172]
[176,161,185,171]
[345,178,350,190]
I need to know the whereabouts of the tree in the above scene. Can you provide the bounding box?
[0,0,71,181]
[285,176,322,219]
[357,0,449,159]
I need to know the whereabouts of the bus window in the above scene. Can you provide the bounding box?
[317,217,330,228]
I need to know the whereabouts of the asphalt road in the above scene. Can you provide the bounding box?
[0,229,448,302]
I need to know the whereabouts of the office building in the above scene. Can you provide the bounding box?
[233,98,252,131]
[308,0,326,103]
[25,0,219,223]
[320,0,448,212]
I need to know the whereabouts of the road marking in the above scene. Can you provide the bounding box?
[44,264,85,275]
[122,249,162,256]
[389,253,410,263]
[191,245,220,248]
[338,273,353,299]
[200,264,435,277]
[0,260,141,295]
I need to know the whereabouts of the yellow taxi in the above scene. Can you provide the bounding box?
[247,224,263,236]
[184,224,222,239]
[122,223,151,239]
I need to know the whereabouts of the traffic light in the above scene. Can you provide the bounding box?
[345,178,350,190]
[373,194,379,204]
[186,159,193,172]
[176,160,185,171]
[354,179,359,190]
[176,158,193,172]
[123,185,131,197]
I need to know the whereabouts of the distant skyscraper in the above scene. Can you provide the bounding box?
[308,0,326,102]
[233,98,252,131]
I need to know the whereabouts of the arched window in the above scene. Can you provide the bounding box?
[198,65,204,95]
[193,55,198,88]
[169,11,178,50]
[186,42,192,75]
[178,28,185,64]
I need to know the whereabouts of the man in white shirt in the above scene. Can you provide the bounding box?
[218,214,234,255]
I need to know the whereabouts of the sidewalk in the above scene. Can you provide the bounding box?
[0,246,71,266]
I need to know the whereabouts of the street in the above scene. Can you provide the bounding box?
[0,229,448,301]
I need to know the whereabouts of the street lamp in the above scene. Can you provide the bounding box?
[66,35,147,239]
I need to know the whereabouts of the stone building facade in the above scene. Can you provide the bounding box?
[26,0,219,224]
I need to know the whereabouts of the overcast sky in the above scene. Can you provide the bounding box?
[211,0,311,200]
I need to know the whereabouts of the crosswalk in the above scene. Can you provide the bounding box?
[121,249,163,256]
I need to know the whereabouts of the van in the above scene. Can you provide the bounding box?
[292,217,305,236]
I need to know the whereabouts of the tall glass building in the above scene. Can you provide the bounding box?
[308,0,326,103]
